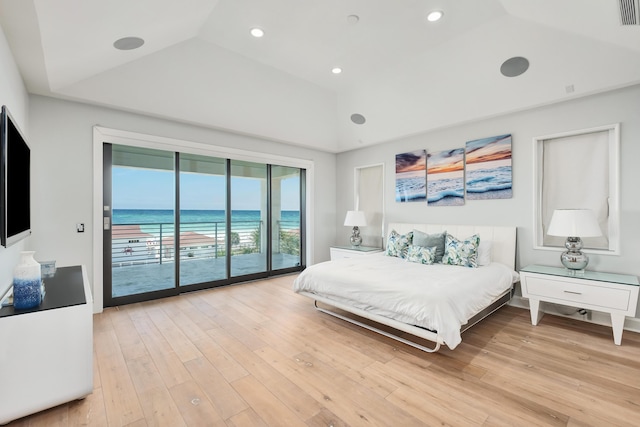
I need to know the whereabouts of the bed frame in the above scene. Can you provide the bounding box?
[300,223,517,353]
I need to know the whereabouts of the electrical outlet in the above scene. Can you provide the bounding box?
[76,223,85,233]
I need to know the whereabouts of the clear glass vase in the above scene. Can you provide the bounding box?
[13,251,42,309]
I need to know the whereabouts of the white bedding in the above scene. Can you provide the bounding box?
[293,253,519,349]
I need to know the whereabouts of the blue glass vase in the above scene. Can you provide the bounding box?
[13,251,42,310]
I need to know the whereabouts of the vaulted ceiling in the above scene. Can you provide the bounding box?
[1,0,639,152]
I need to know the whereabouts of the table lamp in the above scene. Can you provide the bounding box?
[547,209,602,270]
[344,210,367,247]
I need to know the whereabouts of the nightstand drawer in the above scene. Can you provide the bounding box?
[524,276,631,311]
[330,246,383,260]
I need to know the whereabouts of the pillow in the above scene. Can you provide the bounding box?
[412,230,446,263]
[477,239,492,266]
[442,233,480,268]
[385,230,413,258]
[405,245,437,265]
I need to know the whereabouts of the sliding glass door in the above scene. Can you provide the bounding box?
[106,145,176,302]
[179,153,227,287]
[103,143,305,306]
[230,160,267,278]
[271,166,303,271]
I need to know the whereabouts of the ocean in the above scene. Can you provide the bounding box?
[466,165,512,198]
[395,170,427,202]
[427,172,465,205]
[113,209,300,233]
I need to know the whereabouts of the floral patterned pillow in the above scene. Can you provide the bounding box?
[405,245,437,265]
[385,230,413,258]
[442,233,480,268]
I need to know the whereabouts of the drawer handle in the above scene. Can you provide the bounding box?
[563,290,582,295]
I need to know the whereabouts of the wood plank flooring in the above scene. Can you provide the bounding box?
[6,274,640,426]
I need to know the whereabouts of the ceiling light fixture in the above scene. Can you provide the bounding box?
[331,67,343,74]
[113,36,145,50]
[250,28,264,38]
[347,14,360,24]
[426,10,444,22]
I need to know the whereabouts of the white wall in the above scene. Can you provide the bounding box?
[28,95,337,311]
[336,84,640,317]
[0,25,30,296]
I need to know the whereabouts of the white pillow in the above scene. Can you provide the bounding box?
[477,239,492,266]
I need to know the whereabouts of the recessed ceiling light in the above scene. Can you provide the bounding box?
[331,67,343,74]
[113,36,145,50]
[347,14,360,24]
[250,28,265,38]
[426,10,444,22]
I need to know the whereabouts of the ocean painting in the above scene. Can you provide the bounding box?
[395,150,427,202]
[427,148,465,206]
[465,134,513,200]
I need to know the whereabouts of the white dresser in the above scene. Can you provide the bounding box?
[0,265,94,424]
[520,264,639,345]
[330,245,383,260]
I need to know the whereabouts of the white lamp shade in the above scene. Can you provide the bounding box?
[344,210,367,227]
[547,209,602,237]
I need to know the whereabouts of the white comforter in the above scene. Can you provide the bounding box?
[293,254,519,349]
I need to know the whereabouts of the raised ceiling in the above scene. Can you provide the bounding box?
[1,0,639,153]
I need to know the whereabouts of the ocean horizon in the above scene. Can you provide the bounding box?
[113,208,300,229]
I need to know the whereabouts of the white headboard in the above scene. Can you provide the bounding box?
[387,223,517,270]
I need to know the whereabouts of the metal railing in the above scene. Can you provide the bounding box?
[277,220,301,256]
[112,220,266,267]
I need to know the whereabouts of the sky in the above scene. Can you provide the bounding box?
[395,149,426,173]
[427,148,465,174]
[465,134,512,165]
[112,167,300,210]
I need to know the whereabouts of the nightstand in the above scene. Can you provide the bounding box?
[520,264,639,345]
[330,245,383,260]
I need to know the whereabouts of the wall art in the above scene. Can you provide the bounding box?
[427,148,465,206]
[395,150,427,202]
[465,134,512,200]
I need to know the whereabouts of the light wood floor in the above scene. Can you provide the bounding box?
[7,275,640,426]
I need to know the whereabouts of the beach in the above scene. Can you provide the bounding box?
[466,188,512,200]
[427,195,465,207]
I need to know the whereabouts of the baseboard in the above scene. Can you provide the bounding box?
[509,296,640,334]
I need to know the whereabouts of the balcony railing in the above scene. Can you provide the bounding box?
[112,219,300,267]
[112,220,260,267]
[276,220,300,255]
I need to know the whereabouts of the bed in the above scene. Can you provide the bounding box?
[293,223,519,352]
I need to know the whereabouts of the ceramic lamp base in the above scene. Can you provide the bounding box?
[560,237,589,270]
[350,226,362,247]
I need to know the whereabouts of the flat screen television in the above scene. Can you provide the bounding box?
[0,105,31,247]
